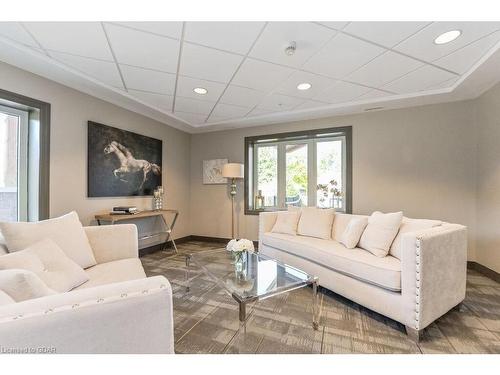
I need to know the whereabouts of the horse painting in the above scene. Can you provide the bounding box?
[104,141,161,190]
[88,121,162,197]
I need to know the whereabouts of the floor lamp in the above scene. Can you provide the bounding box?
[222,163,244,239]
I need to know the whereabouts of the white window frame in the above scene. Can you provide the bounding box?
[251,135,347,211]
[0,104,29,221]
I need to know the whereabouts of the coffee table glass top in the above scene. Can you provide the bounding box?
[188,249,315,301]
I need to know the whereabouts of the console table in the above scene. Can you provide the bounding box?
[95,209,179,253]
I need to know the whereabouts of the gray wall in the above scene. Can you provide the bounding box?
[475,83,500,273]
[0,62,191,239]
[190,100,478,259]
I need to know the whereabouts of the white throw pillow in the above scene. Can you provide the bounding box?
[358,211,403,257]
[0,211,96,268]
[0,290,15,306]
[297,207,335,240]
[389,217,442,260]
[271,211,301,235]
[0,269,56,302]
[340,217,368,249]
[0,238,89,292]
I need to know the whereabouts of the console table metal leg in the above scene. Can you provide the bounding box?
[185,255,191,292]
[312,278,320,330]
[160,212,179,254]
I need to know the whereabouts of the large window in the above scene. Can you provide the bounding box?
[245,126,352,215]
[0,89,51,222]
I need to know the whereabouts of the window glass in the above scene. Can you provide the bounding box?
[285,143,308,207]
[0,111,19,221]
[256,145,278,207]
[316,140,343,209]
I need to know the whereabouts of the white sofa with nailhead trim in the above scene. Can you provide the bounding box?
[0,224,174,354]
[259,212,467,341]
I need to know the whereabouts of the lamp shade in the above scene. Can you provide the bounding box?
[222,163,244,179]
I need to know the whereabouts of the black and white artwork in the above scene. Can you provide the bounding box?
[88,121,162,197]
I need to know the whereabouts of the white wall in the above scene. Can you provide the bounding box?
[475,82,500,273]
[190,100,478,259]
[0,62,191,239]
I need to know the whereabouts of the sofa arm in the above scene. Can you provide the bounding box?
[258,212,278,248]
[84,224,138,264]
[401,224,467,331]
[0,276,174,353]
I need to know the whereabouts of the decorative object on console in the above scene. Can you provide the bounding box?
[153,186,164,210]
[222,163,244,238]
[111,206,139,215]
[88,121,162,197]
[254,189,265,210]
[203,158,228,184]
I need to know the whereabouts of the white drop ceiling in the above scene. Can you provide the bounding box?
[0,21,499,133]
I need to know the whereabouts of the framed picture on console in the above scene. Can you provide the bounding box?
[87,121,162,197]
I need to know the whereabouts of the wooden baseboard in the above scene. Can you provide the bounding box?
[467,261,500,283]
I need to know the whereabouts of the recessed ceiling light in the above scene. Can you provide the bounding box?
[193,87,208,95]
[434,30,461,45]
[297,82,312,91]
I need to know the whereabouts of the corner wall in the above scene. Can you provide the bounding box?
[0,61,192,239]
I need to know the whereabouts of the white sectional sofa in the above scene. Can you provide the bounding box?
[0,223,174,354]
[259,211,468,341]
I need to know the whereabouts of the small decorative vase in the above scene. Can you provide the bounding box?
[234,251,247,275]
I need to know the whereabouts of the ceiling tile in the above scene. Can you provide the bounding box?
[105,23,179,73]
[220,85,266,107]
[174,97,215,115]
[111,22,183,39]
[355,89,393,101]
[174,111,207,125]
[128,89,173,112]
[256,93,304,111]
[180,43,243,83]
[424,77,459,91]
[0,22,38,47]
[315,22,350,31]
[24,22,113,60]
[294,100,330,110]
[394,22,500,62]
[185,22,264,54]
[247,108,280,117]
[314,81,371,103]
[303,33,385,79]
[383,65,457,94]
[120,64,176,95]
[275,70,335,98]
[434,31,500,75]
[210,103,251,120]
[346,51,423,88]
[344,22,430,48]
[50,51,123,88]
[232,58,295,91]
[249,22,336,68]
[176,75,226,102]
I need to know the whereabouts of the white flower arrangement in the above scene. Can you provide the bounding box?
[226,239,255,254]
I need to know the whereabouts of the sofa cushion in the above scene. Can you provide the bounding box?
[271,210,301,235]
[332,213,368,242]
[358,211,403,257]
[0,269,56,302]
[261,232,401,291]
[0,239,89,292]
[297,207,335,240]
[0,289,15,306]
[340,217,368,249]
[0,211,97,268]
[76,258,146,290]
[389,217,442,260]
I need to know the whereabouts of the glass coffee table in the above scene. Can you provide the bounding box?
[185,249,320,330]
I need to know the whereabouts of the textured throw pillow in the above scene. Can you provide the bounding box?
[0,269,56,302]
[271,211,301,235]
[358,211,403,257]
[297,207,335,240]
[340,217,368,249]
[0,290,15,306]
[0,239,89,292]
[0,211,96,268]
[389,217,442,259]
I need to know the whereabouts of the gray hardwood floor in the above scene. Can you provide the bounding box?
[141,241,500,354]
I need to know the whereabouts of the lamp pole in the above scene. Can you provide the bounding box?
[230,177,237,239]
